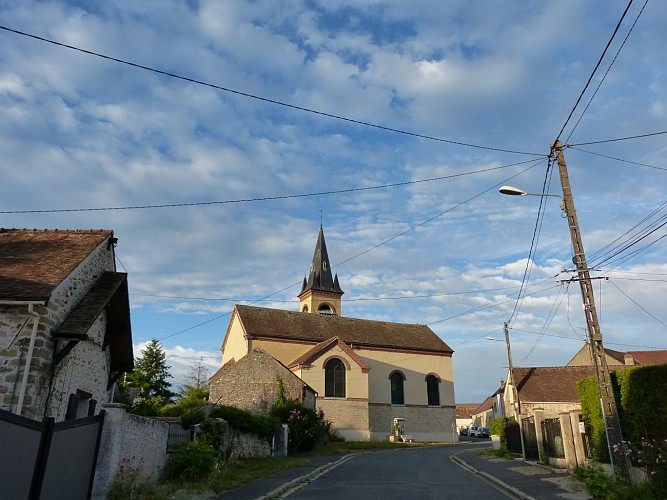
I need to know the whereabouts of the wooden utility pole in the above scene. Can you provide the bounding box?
[552,140,630,479]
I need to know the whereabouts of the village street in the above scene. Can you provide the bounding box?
[265,444,511,499]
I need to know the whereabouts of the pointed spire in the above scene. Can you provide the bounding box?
[300,226,344,295]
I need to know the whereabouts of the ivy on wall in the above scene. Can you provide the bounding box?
[577,364,667,462]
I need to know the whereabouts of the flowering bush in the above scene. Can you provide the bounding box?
[617,438,667,496]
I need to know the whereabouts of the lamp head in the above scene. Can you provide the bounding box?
[499,185,528,196]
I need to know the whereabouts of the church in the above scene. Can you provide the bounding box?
[210,226,456,441]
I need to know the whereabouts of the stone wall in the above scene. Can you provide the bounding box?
[317,398,369,441]
[210,348,309,415]
[0,239,115,420]
[92,404,169,500]
[368,403,457,442]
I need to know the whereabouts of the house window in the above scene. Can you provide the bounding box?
[390,371,405,405]
[325,358,345,398]
[426,375,440,406]
[65,389,96,420]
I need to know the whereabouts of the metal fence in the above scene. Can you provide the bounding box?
[0,408,104,500]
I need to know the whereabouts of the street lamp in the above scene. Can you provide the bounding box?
[499,140,630,479]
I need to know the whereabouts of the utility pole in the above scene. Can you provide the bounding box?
[503,322,519,414]
[552,140,629,478]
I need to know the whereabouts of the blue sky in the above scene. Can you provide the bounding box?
[1,0,666,403]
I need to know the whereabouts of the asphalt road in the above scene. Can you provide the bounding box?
[281,443,511,499]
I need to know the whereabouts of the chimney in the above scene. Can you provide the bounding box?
[624,353,635,366]
[500,378,506,388]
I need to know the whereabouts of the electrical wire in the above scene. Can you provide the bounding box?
[608,279,667,329]
[554,0,635,143]
[567,130,667,147]
[0,158,543,214]
[564,0,649,144]
[0,24,544,157]
[567,146,667,172]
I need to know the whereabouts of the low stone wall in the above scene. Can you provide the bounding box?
[91,404,169,499]
[369,403,456,442]
[227,430,272,459]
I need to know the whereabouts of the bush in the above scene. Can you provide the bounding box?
[208,405,279,443]
[164,440,216,482]
[181,409,206,429]
[270,399,331,453]
[198,418,228,463]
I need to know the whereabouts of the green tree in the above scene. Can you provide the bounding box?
[119,339,175,415]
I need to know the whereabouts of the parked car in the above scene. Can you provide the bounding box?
[478,427,490,438]
[459,427,469,436]
[469,426,479,437]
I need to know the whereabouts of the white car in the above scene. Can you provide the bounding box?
[469,426,480,437]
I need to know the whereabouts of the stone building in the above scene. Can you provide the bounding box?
[0,229,133,421]
[212,226,456,441]
[209,347,316,414]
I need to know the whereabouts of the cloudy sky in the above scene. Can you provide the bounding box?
[1,0,666,403]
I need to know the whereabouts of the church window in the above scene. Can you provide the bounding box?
[426,374,440,406]
[325,358,345,398]
[390,371,405,405]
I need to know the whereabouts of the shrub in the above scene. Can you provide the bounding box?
[181,409,206,429]
[270,399,332,452]
[198,418,229,463]
[208,405,279,443]
[164,440,216,482]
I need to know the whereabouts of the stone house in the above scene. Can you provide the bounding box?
[0,229,133,421]
[214,226,456,442]
[209,347,316,414]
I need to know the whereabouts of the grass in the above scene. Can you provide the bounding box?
[476,446,517,460]
[108,440,419,499]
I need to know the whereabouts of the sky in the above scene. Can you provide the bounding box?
[1,0,666,403]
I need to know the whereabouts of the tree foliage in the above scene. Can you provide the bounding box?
[118,339,175,415]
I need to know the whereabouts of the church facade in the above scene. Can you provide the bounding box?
[212,227,456,441]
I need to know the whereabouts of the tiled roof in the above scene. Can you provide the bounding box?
[54,272,133,372]
[0,229,114,302]
[472,396,494,414]
[512,366,610,403]
[455,404,480,419]
[234,304,453,354]
[627,350,667,366]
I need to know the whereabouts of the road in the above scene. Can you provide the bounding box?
[281,443,511,499]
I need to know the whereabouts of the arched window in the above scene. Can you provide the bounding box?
[426,374,440,406]
[390,371,405,405]
[318,303,335,315]
[325,358,345,398]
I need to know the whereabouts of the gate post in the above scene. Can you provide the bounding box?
[569,410,587,468]
[559,411,577,471]
[533,408,546,463]
[29,417,55,500]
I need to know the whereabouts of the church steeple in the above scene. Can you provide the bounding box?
[299,226,344,316]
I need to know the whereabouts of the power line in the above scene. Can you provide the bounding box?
[567,146,667,172]
[564,0,649,143]
[0,24,543,157]
[555,0,635,143]
[0,158,543,214]
[567,130,667,147]
[157,160,545,341]
[608,279,667,328]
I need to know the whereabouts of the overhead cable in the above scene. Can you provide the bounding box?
[0,24,543,156]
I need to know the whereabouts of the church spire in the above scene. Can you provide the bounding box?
[299,225,343,315]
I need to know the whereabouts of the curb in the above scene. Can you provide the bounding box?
[450,454,535,500]
[258,454,357,500]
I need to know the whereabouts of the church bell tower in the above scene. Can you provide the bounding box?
[298,226,344,316]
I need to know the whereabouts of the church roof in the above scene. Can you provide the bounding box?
[299,226,343,296]
[232,304,453,355]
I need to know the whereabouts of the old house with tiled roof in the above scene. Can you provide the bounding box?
[0,229,133,421]
[211,226,456,441]
[567,344,667,368]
